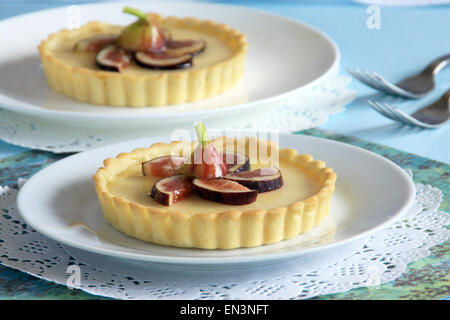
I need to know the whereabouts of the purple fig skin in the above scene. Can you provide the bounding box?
[221,151,250,173]
[224,167,283,193]
[134,51,193,70]
[193,178,257,205]
[96,63,120,72]
[150,185,171,206]
[96,45,131,72]
[150,175,193,206]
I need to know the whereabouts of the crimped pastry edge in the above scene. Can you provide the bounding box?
[38,17,248,107]
[92,137,337,249]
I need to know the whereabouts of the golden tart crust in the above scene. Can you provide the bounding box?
[38,17,248,107]
[93,137,337,249]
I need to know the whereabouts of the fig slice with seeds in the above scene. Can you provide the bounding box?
[150,175,193,206]
[221,151,250,173]
[73,34,119,53]
[96,44,131,72]
[135,51,192,69]
[193,178,257,205]
[165,39,206,56]
[142,155,187,178]
[224,166,283,193]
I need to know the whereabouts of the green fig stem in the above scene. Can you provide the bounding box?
[123,7,148,22]
[195,122,210,147]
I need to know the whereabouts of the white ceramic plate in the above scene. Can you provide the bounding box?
[0,1,339,131]
[17,132,415,266]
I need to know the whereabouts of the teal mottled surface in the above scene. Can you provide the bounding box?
[301,129,450,300]
[300,129,450,212]
[0,129,448,300]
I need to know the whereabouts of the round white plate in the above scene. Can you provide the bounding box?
[0,1,339,131]
[17,132,415,266]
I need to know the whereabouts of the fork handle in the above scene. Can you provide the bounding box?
[423,54,450,75]
[442,88,450,101]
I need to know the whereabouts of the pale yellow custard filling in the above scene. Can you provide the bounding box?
[107,160,320,215]
[93,138,336,249]
[48,25,234,74]
[39,19,248,107]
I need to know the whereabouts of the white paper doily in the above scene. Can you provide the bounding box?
[0,75,355,154]
[0,173,448,300]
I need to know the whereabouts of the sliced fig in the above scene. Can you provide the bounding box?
[135,51,192,70]
[73,34,118,53]
[165,39,206,56]
[193,178,257,205]
[224,166,283,193]
[150,175,193,206]
[221,151,250,173]
[96,44,131,72]
[142,155,187,178]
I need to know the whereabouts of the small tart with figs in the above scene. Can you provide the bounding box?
[93,124,337,249]
[38,7,248,107]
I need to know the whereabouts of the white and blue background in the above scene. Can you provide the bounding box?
[0,0,449,163]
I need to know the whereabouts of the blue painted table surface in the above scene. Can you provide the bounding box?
[0,0,449,162]
[0,0,448,300]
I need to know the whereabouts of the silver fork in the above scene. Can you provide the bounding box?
[348,54,450,99]
[368,89,450,128]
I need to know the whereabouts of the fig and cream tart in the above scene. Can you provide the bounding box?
[93,123,337,249]
[38,7,248,107]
